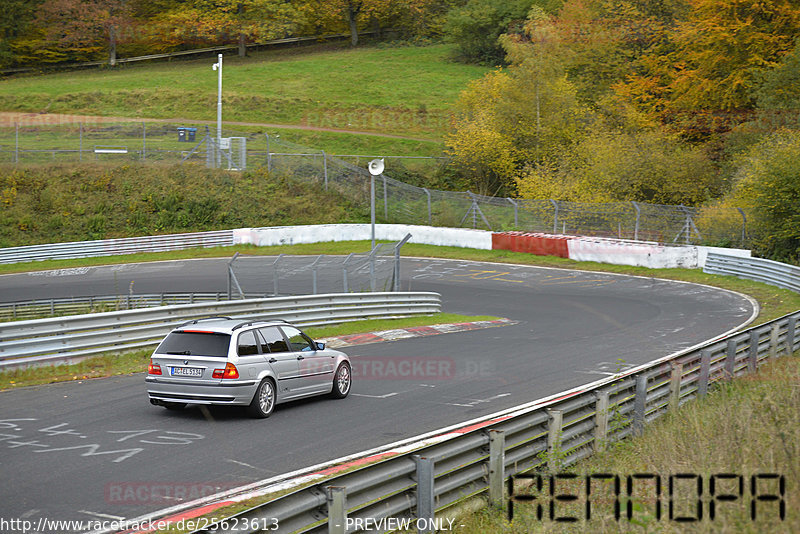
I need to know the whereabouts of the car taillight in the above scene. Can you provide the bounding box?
[148,360,162,375]
[213,362,239,379]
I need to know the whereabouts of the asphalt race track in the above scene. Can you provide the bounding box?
[0,257,756,530]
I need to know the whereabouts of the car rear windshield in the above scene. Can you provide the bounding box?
[156,331,231,358]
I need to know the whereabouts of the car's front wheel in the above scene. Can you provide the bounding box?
[247,378,276,418]
[331,362,351,399]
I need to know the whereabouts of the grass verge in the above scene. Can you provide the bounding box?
[0,313,499,391]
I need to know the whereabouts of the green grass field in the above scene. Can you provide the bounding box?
[0,44,488,146]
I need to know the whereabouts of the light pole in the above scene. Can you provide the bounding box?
[367,159,385,251]
[212,53,223,167]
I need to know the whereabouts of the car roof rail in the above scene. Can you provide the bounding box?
[177,316,232,328]
[231,318,291,331]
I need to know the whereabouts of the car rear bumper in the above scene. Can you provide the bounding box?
[146,376,258,405]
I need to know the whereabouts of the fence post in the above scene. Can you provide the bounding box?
[594,390,609,452]
[631,201,640,241]
[393,233,412,292]
[488,429,505,507]
[748,330,760,372]
[414,456,435,534]
[547,409,563,473]
[669,362,683,411]
[724,338,737,378]
[770,323,780,359]
[79,122,83,162]
[322,150,328,190]
[550,199,559,234]
[381,174,387,220]
[342,253,353,293]
[633,374,648,437]
[423,188,431,226]
[507,198,518,228]
[326,486,347,534]
[265,134,271,172]
[787,316,797,355]
[142,121,146,162]
[698,350,711,397]
[272,254,284,296]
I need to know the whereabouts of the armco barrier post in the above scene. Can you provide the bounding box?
[488,430,505,507]
[698,350,711,397]
[770,324,780,359]
[633,374,648,437]
[414,456,435,534]
[327,486,347,534]
[594,390,610,452]
[748,330,760,372]
[724,338,737,378]
[546,409,563,473]
[788,316,797,354]
[669,362,683,411]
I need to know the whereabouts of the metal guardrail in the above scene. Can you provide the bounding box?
[704,253,800,292]
[0,292,441,369]
[173,255,800,534]
[0,293,268,321]
[0,230,234,264]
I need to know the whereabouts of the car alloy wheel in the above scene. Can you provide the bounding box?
[248,378,275,418]
[331,362,351,399]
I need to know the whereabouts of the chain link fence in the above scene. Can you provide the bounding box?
[0,121,750,247]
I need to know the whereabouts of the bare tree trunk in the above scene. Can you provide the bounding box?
[108,25,117,66]
[346,1,362,47]
[348,8,359,46]
[237,2,246,57]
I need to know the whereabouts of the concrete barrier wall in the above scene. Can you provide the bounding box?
[492,231,750,269]
[234,224,494,250]
[234,225,749,269]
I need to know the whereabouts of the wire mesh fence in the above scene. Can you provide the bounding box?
[0,121,750,247]
[228,237,411,297]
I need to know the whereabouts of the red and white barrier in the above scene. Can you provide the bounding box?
[492,231,750,269]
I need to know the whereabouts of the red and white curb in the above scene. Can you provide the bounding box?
[318,318,518,349]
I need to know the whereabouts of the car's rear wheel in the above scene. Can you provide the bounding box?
[331,362,351,399]
[247,378,276,418]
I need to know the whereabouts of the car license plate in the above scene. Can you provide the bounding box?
[171,367,203,377]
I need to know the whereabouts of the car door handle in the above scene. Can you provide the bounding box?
[296,355,305,360]
[268,358,277,363]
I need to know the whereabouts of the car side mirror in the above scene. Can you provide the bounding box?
[316,342,325,351]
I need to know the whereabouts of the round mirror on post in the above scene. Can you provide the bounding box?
[367,159,384,251]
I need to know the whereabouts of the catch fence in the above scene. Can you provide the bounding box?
[227,236,411,297]
[0,122,749,246]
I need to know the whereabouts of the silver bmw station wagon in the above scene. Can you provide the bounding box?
[146,317,351,418]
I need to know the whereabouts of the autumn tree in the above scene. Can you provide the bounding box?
[0,0,43,67]
[727,131,800,261]
[443,0,542,65]
[616,0,800,138]
[35,0,134,65]
[447,8,588,195]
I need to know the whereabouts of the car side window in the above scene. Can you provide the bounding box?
[258,327,289,353]
[237,330,259,356]
[282,326,314,352]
